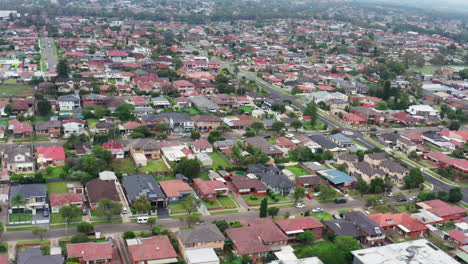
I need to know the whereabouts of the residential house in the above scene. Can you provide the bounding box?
[58,94,81,111]
[417,200,466,222]
[103,141,125,159]
[379,160,409,187]
[35,120,61,137]
[369,213,428,238]
[301,162,327,175]
[347,162,385,184]
[317,169,356,188]
[178,224,225,251]
[244,137,283,158]
[223,115,256,130]
[50,193,84,213]
[309,135,344,153]
[226,218,288,261]
[130,138,161,166]
[67,242,114,264]
[407,105,439,117]
[295,175,327,190]
[424,151,468,174]
[192,115,221,132]
[9,183,48,215]
[184,248,219,264]
[255,171,295,196]
[173,80,196,96]
[36,146,66,168]
[122,174,167,209]
[336,153,358,165]
[275,216,324,240]
[8,119,33,137]
[193,178,228,200]
[396,137,417,155]
[127,236,178,264]
[229,175,268,196]
[62,118,86,137]
[191,139,213,154]
[159,179,194,204]
[189,96,220,112]
[85,178,120,209]
[324,211,385,247]
[95,120,116,135]
[330,133,355,148]
[155,112,195,136]
[364,152,387,166]
[152,97,172,108]
[2,144,35,174]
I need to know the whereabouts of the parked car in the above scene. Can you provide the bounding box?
[409,196,418,201]
[306,193,313,199]
[333,214,342,219]
[312,208,324,213]
[42,209,49,217]
[335,198,347,204]
[313,192,321,197]
[121,208,128,214]
[137,216,149,224]
[398,197,408,202]
[295,203,305,208]
[285,133,294,138]
[386,192,394,197]
[82,208,88,215]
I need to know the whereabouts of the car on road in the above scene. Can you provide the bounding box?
[333,214,342,219]
[312,208,324,213]
[295,203,305,208]
[386,192,394,197]
[409,196,418,201]
[335,198,347,204]
[137,216,149,224]
[398,197,408,202]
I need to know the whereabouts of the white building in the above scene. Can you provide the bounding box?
[184,248,219,264]
[407,105,439,117]
[306,91,348,103]
[351,239,458,264]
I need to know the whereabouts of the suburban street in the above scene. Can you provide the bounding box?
[40,37,57,72]
[0,199,366,242]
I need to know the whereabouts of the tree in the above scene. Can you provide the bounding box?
[448,188,463,203]
[250,122,264,134]
[123,231,136,239]
[382,80,391,100]
[180,194,201,215]
[297,230,316,245]
[71,233,90,243]
[59,205,81,225]
[405,168,424,189]
[11,194,26,215]
[335,236,362,263]
[92,145,113,166]
[259,197,268,218]
[37,100,52,116]
[96,198,123,222]
[268,207,279,218]
[114,103,135,121]
[356,150,365,161]
[319,185,336,200]
[57,59,70,78]
[271,121,285,133]
[322,150,334,161]
[32,227,48,240]
[173,158,201,179]
[449,121,460,131]
[304,102,318,126]
[133,195,152,214]
[190,131,201,140]
[180,214,201,228]
[213,220,230,233]
[291,119,303,131]
[292,186,306,204]
[355,179,369,197]
[459,69,468,80]
[76,222,94,234]
[4,104,12,116]
[147,217,157,229]
[81,155,99,176]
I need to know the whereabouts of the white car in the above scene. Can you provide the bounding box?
[386,192,394,197]
[285,133,294,138]
[295,203,305,208]
[312,208,324,213]
[313,192,321,197]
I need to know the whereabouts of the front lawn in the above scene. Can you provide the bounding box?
[303,119,326,131]
[242,194,288,206]
[310,212,333,221]
[111,158,138,174]
[0,242,7,254]
[9,214,33,222]
[169,203,189,214]
[46,181,74,194]
[239,106,253,113]
[204,196,237,210]
[44,166,66,179]
[208,152,231,169]
[286,165,309,177]
[50,213,82,224]
[139,160,170,173]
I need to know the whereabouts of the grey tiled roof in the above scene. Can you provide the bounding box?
[123,174,166,203]
[179,224,225,244]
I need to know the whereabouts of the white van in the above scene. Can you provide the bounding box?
[137,216,149,224]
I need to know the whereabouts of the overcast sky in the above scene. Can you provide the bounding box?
[358,0,468,13]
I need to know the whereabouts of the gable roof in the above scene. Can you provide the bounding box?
[179,224,225,244]
[128,236,177,262]
[85,179,120,204]
[36,146,66,160]
[50,193,84,207]
[159,179,192,198]
[122,174,166,203]
[422,200,466,218]
[10,184,46,202]
[369,213,428,232]
[275,217,324,234]
[67,242,113,261]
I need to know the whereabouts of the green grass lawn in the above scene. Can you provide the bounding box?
[87,119,99,129]
[418,159,434,167]
[0,84,33,97]
[9,214,33,222]
[199,172,210,180]
[310,212,333,221]
[90,210,121,220]
[424,143,443,152]
[4,79,17,84]
[204,196,237,210]
[16,240,50,246]
[242,194,288,206]
[111,158,138,174]
[0,242,7,254]
[286,165,309,177]
[239,106,253,113]
[169,202,188,214]
[138,160,170,173]
[50,213,82,224]
[208,152,231,169]
[303,119,327,131]
[44,166,66,179]
[46,181,75,194]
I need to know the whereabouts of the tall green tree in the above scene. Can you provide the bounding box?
[259,197,268,218]
[96,198,123,222]
[448,188,463,203]
[133,195,152,214]
[37,100,52,116]
[304,102,318,126]
[114,103,135,121]
[405,168,424,189]
[57,59,70,78]
[59,205,81,225]
[173,158,201,179]
[292,186,306,204]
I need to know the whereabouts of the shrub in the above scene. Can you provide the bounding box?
[140,231,152,238]
[123,231,135,239]
[71,233,90,243]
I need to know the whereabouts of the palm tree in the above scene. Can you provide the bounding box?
[11,194,26,221]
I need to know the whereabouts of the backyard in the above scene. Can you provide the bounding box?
[44,166,67,179]
[286,165,309,177]
[46,181,75,194]
[203,196,238,210]
[139,160,170,173]
[111,158,138,174]
[310,211,333,221]
[208,152,231,169]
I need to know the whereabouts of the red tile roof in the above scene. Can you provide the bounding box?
[107,50,128,57]
[426,152,468,171]
[275,216,324,233]
[193,178,227,196]
[50,193,84,207]
[192,139,212,150]
[67,242,113,261]
[36,146,66,160]
[369,213,427,232]
[159,179,193,198]
[128,236,177,262]
[447,230,468,245]
[123,121,142,130]
[103,141,124,150]
[423,200,466,218]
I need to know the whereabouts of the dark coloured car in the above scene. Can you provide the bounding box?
[335,198,347,204]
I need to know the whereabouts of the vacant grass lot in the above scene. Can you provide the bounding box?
[208,152,231,169]
[0,84,33,97]
[203,196,237,210]
[286,165,309,177]
[111,158,138,174]
[46,181,74,194]
[139,160,169,173]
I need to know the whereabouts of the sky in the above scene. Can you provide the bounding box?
[358,0,468,14]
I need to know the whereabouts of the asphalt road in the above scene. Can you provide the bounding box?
[0,200,365,242]
[41,37,57,72]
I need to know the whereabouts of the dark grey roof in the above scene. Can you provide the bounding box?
[380,160,409,174]
[297,175,327,186]
[244,137,283,155]
[35,120,61,131]
[324,219,362,238]
[256,172,295,189]
[366,152,387,160]
[10,184,46,205]
[179,224,225,244]
[17,247,63,264]
[155,112,192,123]
[309,134,340,149]
[2,144,34,163]
[123,174,166,203]
[57,94,80,102]
[353,162,385,177]
[132,138,160,150]
[343,211,385,236]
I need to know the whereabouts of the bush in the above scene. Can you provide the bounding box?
[123,231,136,239]
[249,196,258,201]
[71,233,90,243]
[40,244,50,255]
[140,231,152,238]
[0,243,6,253]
